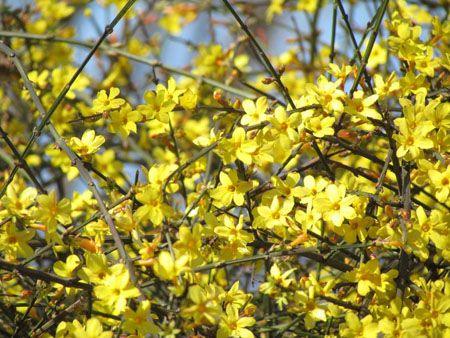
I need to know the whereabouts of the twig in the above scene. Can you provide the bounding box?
[221,0,295,108]
[192,246,353,273]
[336,0,374,94]
[348,0,389,95]
[0,124,46,194]
[397,162,411,300]
[366,149,392,215]
[31,299,83,337]
[0,259,92,291]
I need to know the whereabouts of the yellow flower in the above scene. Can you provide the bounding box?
[373,72,400,98]
[267,106,301,143]
[159,77,185,104]
[214,215,253,244]
[34,190,71,233]
[297,175,328,206]
[53,254,80,278]
[2,185,37,219]
[181,285,222,325]
[36,0,74,21]
[173,224,203,262]
[429,102,450,130]
[77,253,110,284]
[180,88,198,110]
[415,46,440,77]
[135,185,172,226]
[399,71,429,96]
[217,305,255,338]
[0,223,35,259]
[336,215,373,244]
[327,63,353,82]
[137,88,175,123]
[294,286,327,329]
[305,115,335,138]
[153,251,189,282]
[69,317,113,338]
[158,3,198,34]
[297,0,319,13]
[259,263,296,296]
[94,264,141,315]
[393,119,434,160]
[27,69,49,95]
[210,170,253,207]
[345,91,381,120]
[314,184,356,227]
[147,163,179,192]
[123,300,159,335]
[254,196,294,230]
[270,172,303,201]
[69,129,105,160]
[215,215,254,259]
[92,87,125,113]
[241,96,268,126]
[295,203,322,234]
[193,44,233,78]
[219,281,252,312]
[344,259,398,296]
[217,127,259,165]
[307,75,345,114]
[339,312,379,338]
[428,166,450,202]
[108,103,141,138]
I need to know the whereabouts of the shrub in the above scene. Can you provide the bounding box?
[0,0,449,337]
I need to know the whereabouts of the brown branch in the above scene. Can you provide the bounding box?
[0,259,91,291]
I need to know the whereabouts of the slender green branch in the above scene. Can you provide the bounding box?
[0,124,46,194]
[329,0,338,67]
[221,0,295,108]
[349,0,389,94]
[397,162,412,300]
[336,0,375,94]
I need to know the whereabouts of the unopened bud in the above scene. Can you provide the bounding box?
[262,77,275,85]
[213,89,223,101]
[384,205,394,218]
[213,89,228,106]
[400,209,410,220]
[337,129,358,142]
[233,98,241,110]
